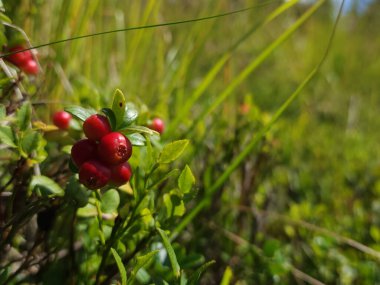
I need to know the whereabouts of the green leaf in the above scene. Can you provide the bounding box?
[65,176,89,208]
[33,134,47,163]
[163,192,185,218]
[158,140,189,164]
[127,133,146,146]
[128,250,159,284]
[0,12,11,23]
[101,189,120,213]
[30,175,64,197]
[123,125,156,135]
[263,239,281,258]
[17,102,31,131]
[0,126,17,148]
[111,248,127,285]
[119,106,138,129]
[111,89,126,128]
[64,106,96,121]
[157,228,180,278]
[20,129,40,156]
[101,108,116,130]
[178,165,195,195]
[188,260,216,285]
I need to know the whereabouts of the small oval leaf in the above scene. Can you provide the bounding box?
[158,140,189,164]
[64,106,97,121]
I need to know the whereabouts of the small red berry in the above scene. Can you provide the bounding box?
[5,46,33,66]
[78,160,111,190]
[97,132,132,165]
[83,114,112,141]
[71,139,97,168]
[149,118,165,134]
[239,103,250,115]
[20,59,39,75]
[110,162,133,187]
[53,111,72,130]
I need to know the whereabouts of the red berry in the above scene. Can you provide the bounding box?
[20,59,39,75]
[5,46,33,66]
[78,160,111,190]
[71,139,97,168]
[149,118,165,134]
[83,114,111,141]
[110,162,133,187]
[53,111,72,130]
[97,132,132,165]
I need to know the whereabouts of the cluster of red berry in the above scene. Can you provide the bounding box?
[5,45,39,75]
[71,114,133,190]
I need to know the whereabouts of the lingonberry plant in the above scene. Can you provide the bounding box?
[0,86,205,284]
[4,45,39,75]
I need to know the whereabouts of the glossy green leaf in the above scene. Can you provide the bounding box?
[30,175,64,197]
[158,140,189,164]
[0,126,17,148]
[127,133,146,146]
[119,107,138,129]
[17,102,31,131]
[101,108,116,130]
[123,125,155,135]
[64,106,96,121]
[111,248,127,285]
[178,165,195,195]
[101,189,120,213]
[188,260,216,285]
[157,228,180,278]
[111,89,126,128]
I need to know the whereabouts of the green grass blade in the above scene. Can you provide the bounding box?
[220,266,233,285]
[166,0,300,135]
[0,1,279,59]
[187,0,326,134]
[172,0,345,239]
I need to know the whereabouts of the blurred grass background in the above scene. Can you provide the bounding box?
[4,0,380,283]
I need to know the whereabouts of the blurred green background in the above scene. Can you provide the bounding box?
[3,0,380,283]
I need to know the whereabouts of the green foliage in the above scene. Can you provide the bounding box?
[111,248,127,285]
[1,0,380,284]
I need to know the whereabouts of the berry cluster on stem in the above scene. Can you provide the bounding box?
[71,114,133,190]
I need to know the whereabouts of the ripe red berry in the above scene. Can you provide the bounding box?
[97,132,132,165]
[5,46,33,66]
[53,111,72,130]
[79,160,111,190]
[71,139,97,168]
[83,114,112,141]
[149,118,165,134]
[110,162,133,187]
[20,59,39,75]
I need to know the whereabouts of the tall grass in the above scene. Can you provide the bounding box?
[4,0,380,283]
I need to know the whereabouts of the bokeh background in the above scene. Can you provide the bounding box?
[3,0,380,283]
